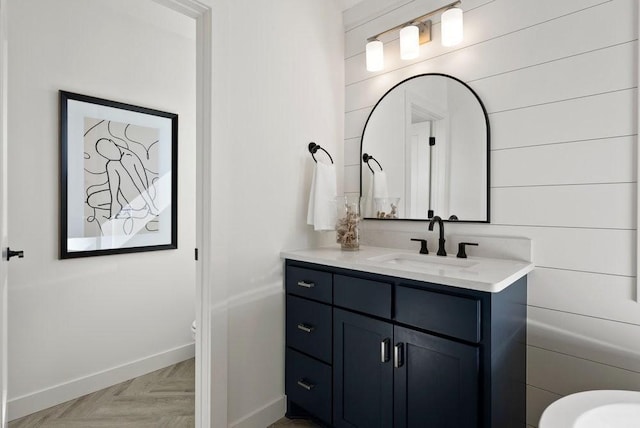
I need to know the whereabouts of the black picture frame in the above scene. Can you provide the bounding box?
[60,91,178,259]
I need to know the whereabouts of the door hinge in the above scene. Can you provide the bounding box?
[429,137,436,146]
[195,248,198,261]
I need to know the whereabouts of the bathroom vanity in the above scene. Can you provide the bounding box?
[282,246,533,428]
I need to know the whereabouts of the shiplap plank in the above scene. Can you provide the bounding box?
[529,268,639,326]
[529,306,640,373]
[492,136,635,187]
[346,0,634,86]
[526,386,561,428]
[343,0,412,31]
[359,221,635,276]
[490,89,636,150]
[344,137,361,166]
[527,346,640,395]
[491,183,636,229]
[525,227,634,276]
[345,107,371,139]
[473,42,635,114]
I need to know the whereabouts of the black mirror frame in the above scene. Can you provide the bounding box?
[359,73,491,223]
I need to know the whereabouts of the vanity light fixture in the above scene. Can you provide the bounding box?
[366,39,384,71]
[441,6,464,47]
[365,0,463,72]
[399,25,420,60]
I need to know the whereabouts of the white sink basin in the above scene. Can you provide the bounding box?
[367,252,478,271]
[540,390,640,428]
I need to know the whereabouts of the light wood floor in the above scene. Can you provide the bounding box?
[9,358,195,428]
[270,418,322,427]
[8,358,327,428]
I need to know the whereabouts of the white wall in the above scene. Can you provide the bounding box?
[7,0,196,420]
[342,0,637,426]
[206,1,344,426]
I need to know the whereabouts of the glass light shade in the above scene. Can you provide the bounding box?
[399,25,420,60]
[366,40,384,72]
[441,7,463,47]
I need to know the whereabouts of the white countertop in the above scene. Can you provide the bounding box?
[281,245,534,293]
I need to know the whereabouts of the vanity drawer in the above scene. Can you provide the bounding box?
[286,266,332,304]
[286,348,332,425]
[286,295,332,363]
[396,285,481,343]
[334,274,392,318]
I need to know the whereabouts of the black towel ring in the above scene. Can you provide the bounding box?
[362,153,383,174]
[308,142,334,164]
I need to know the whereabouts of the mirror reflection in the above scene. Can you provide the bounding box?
[360,73,490,222]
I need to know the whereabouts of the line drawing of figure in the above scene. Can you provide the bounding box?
[83,119,160,237]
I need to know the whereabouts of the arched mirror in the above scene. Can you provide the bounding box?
[360,73,490,222]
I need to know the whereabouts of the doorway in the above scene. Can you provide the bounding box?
[0,0,215,427]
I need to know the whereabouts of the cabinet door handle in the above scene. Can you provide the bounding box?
[394,343,404,368]
[297,323,315,333]
[381,338,390,363]
[297,379,315,391]
[297,280,315,288]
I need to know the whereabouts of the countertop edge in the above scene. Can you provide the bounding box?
[281,247,534,293]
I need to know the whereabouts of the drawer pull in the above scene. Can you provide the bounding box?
[297,323,315,333]
[297,379,315,391]
[297,280,315,288]
[381,338,390,363]
[394,343,404,368]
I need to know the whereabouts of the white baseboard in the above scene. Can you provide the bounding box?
[8,342,195,421]
[230,395,285,428]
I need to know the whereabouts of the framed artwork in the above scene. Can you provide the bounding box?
[60,91,178,258]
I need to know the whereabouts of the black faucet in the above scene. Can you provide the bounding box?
[428,216,446,256]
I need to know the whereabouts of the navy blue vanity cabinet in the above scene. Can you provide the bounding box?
[393,326,478,428]
[333,309,393,427]
[285,263,335,425]
[284,260,528,428]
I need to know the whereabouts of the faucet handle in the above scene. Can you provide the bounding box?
[410,238,428,254]
[457,242,478,259]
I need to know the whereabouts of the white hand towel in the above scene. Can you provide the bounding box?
[307,162,337,231]
[362,176,374,217]
[373,171,389,199]
[362,171,389,217]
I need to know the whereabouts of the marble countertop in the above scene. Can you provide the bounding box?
[281,245,534,293]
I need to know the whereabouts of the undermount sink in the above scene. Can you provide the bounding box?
[367,252,478,271]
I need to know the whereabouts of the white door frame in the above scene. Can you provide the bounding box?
[0,0,8,426]
[152,1,218,427]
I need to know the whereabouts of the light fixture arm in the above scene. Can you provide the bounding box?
[366,0,461,42]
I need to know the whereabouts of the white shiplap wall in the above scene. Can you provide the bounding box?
[342,0,638,426]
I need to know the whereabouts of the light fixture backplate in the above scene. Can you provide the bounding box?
[418,20,432,44]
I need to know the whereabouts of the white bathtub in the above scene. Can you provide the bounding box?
[539,390,640,428]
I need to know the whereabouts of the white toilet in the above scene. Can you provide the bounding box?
[191,320,196,340]
[539,390,640,428]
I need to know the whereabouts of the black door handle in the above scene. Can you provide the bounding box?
[7,247,24,261]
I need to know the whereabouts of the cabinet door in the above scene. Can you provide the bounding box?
[333,309,393,428]
[394,326,479,428]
